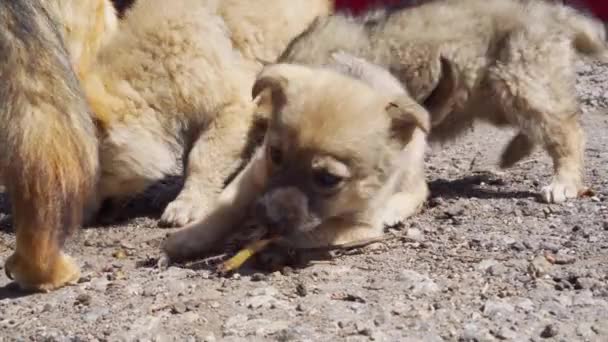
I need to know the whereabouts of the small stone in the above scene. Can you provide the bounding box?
[529,255,552,278]
[112,249,127,259]
[296,283,307,297]
[603,221,608,231]
[444,204,465,218]
[477,259,505,276]
[540,242,560,253]
[75,293,92,306]
[202,334,216,342]
[406,228,424,241]
[397,270,439,295]
[509,241,526,252]
[250,273,267,282]
[553,254,576,265]
[482,300,515,318]
[171,302,187,314]
[540,324,558,338]
[355,321,375,336]
[280,266,294,276]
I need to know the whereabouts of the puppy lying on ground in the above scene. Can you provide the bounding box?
[82,0,332,227]
[279,0,608,203]
[163,55,432,260]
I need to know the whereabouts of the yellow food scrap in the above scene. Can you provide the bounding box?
[218,237,278,274]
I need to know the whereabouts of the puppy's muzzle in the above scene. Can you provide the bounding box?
[254,187,321,235]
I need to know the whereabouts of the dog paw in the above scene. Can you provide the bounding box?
[378,192,425,227]
[5,252,80,292]
[540,180,580,203]
[160,195,212,227]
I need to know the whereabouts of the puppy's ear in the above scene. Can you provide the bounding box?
[386,95,431,139]
[252,72,289,120]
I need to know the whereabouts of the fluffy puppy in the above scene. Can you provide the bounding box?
[279,0,608,203]
[82,0,333,227]
[162,57,432,261]
[1,0,99,291]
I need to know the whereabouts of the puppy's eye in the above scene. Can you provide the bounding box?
[313,170,343,189]
[268,146,283,165]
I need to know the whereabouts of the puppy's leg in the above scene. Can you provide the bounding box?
[162,147,268,262]
[489,30,585,203]
[285,219,383,249]
[378,183,428,227]
[500,132,536,169]
[539,116,585,203]
[377,129,429,226]
[160,102,253,227]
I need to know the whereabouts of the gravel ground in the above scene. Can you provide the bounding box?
[0,59,607,342]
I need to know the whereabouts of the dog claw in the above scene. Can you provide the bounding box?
[540,181,579,204]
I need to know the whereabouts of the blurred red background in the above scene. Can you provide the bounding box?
[334,0,608,21]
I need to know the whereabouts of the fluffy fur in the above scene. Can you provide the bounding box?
[83,0,333,227]
[279,0,608,203]
[162,58,432,261]
[1,0,102,291]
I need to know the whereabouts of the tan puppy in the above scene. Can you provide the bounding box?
[82,0,333,227]
[280,0,608,203]
[162,57,432,261]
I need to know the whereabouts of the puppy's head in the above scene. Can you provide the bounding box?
[251,62,429,235]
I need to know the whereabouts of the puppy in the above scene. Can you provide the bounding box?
[1,0,100,291]
[279,0,608,203]
[162,57,432,261]
[82,0,333,227]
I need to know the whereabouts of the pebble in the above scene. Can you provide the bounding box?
[296,283,308,297]
[202,334,216,342]
[509,241,526,252]
[529,255,552,278]
[75,293,92,306]
[540,324,558,338]
[540,242,560,253]
[250,273,267,282]
[171,302,188,314]
[397,270,439,295]
[477,259,506,276]
[483,300,515,318]
[406,228,424,241]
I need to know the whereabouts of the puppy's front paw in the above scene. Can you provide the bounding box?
[540,179,581,204]
[160,195,212,227]
[5,252,80,292]
[378,192,425,227]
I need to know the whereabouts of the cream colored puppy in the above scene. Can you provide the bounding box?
[280,0,608,203]
[162,56,433,261]
[82,0,333,227]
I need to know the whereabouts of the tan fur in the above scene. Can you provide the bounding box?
[1,0,99,291]
[82,0,333,227]
[163,60,430,260]
[43,0,118,78]
[279,0,607,203]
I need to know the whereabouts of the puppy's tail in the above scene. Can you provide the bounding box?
[546,2,608,60]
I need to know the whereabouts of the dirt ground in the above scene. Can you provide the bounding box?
[0,59,607,342]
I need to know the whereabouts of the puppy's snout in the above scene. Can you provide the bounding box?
[255,187,318,234]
